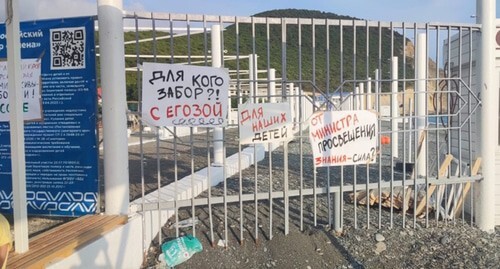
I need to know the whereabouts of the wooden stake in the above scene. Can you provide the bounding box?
[453,158,482,217]
[415,154,454,216]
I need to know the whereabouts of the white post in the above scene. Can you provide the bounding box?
[374,69,380,110]
[416,34,427,177]
[295,87,300,123]
[98,0,130,215]
[248,54,258,102]
[289,83,294,121]
[269,68,276,103]
[391,56,399,158]
[367,77,372,110]
[477,0,496,232]
[358,83,365,109]
[212,25,223,166]
[353,86,359,110]
[6,0,29,253]
[408,97,413,162]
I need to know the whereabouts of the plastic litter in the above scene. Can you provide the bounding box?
[161,234,203,268]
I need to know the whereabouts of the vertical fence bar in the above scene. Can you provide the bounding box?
[235,17,245,245]
[339,19,345,231]
[434,25,441,226]
[326,18,333,228]
[377,21,383,229]
[467,27,474,225]
[298,18,304,231]
[281,18,290,235]
[390,56,397,228]
[401,22,408,228]
[265,17,274,240]
[149,14,163,245]
[133,13,148,256]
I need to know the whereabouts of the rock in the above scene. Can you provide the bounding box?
[374,242,387,254]
[217,239,226,247]
[440,236,451,245]
[375,233,385,242]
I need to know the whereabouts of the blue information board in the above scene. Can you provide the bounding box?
[0,17,98,216]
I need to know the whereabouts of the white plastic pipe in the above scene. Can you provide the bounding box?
[6,0,29,253]
[248,54,257,102]
[211,25,223,166]
[269,68,276,103]
[98,0,130,215]
[374,69,380,110]
[477,0,496,232]
[367,77,372,110]
[289,83,294,121]
[359,83,365,109]
[391,57,399,158]
[353,86,359,110]
[416,34,427,177]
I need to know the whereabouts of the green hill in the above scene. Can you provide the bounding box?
[123,9,414,101]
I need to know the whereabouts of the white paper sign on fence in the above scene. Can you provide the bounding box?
[0,59,42,122]
[238,102,292,144]
[142,62,229,127]
[309,110,378,167]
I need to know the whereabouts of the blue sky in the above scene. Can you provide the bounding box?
[0,0,496,23]
[124,0,480,24]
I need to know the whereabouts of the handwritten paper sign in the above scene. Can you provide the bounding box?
[309,110,378,167]
[142,62,229,127]
[238,102,292,144]
[0,59,42,121]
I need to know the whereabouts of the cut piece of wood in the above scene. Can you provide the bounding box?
[414,154,454,216]
[453,158,482,218]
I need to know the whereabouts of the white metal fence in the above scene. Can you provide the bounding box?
[121,11,482,257]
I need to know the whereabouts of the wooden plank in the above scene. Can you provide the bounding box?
[453,158,482,217]
[7,215,127,269]
[8,215,103,266]
[414,154,454,216]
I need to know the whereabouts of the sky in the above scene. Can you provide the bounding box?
[0,0,496,24]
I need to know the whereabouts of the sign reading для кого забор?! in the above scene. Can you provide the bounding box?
[142,62,229,127]
[0,17,98,216]
[238,102,292,144]
[309,110,378,167]
[0,59,42,121]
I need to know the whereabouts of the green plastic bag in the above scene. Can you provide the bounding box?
[161,235,203,267]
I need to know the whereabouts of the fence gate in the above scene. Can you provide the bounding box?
[122,10,482,257]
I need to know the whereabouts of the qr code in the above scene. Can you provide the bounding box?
[50,27,86,70]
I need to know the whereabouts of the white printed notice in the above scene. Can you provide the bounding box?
[238,102,292,144]
[142,62,229,127]
[309,110,378,167]
[0,59,42,121]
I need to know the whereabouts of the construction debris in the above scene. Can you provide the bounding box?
[347,156,482,220]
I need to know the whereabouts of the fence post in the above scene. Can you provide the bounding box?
[477,0,496,232]
[6,0,29,253]
[98,0,130,215]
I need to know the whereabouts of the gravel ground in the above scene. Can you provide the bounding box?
[140,126,500,269]
[17,124,500,269]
